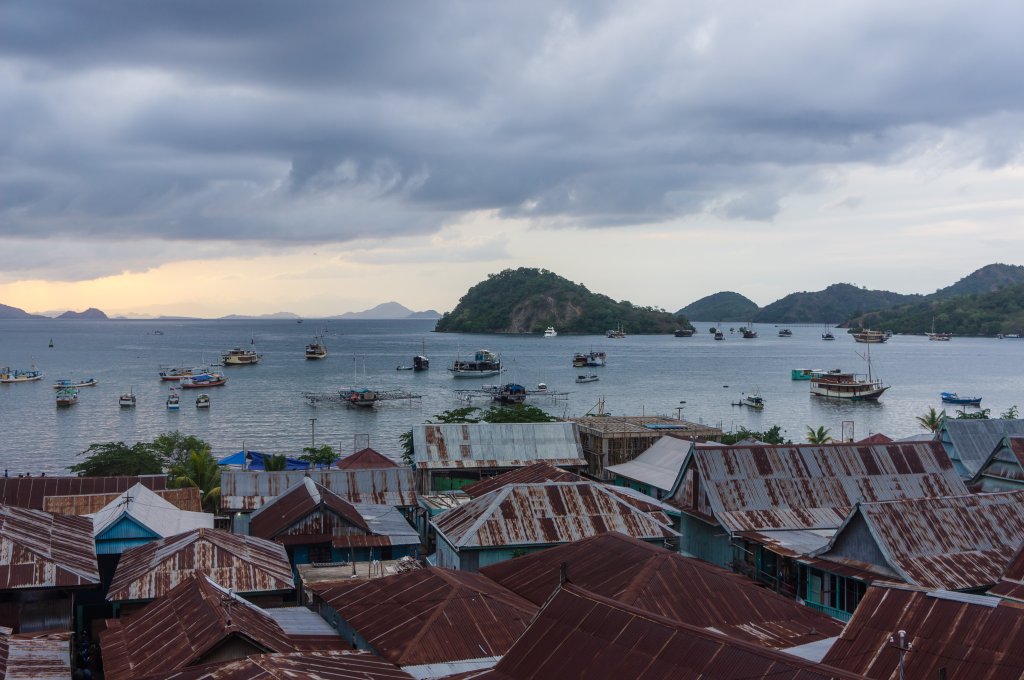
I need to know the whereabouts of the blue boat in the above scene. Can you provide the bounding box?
[941,392,982,406]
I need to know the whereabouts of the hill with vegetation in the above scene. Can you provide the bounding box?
[435,268,691,334]
[852,282,1024,336]
[932,263,1024,299]
[56,307,109,320]
[751,284,919,324]
[677,292,760,321]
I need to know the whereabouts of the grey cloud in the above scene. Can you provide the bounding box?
[1,1,1023,278]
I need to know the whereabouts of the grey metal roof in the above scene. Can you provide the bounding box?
[353,504,421,546]
[412,422,585,470]
[433,482,678,550]
[220,467,417,511]
[91,483,213,538]
[940,418,1024,477]
[605,436,693,492]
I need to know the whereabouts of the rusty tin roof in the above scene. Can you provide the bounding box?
[813,491,1024,591]
[0,475,167,511]
[101,576,346,680]
[42,486,202,515]
[481,532,842,649]
[135,651,415,679]
[249,477,369,540]
[106,528,294,603]
[220,468,417,512]
[0,504,99,589]
[433,482,678,550]
[411,422,586,470]
[477,584,861,680]
[461,462,584,498]
[335,447,400,469]
[822,584,1024,680]
[940,418,1024,478]
[0,627,72,680]
[991,543,1024,603]
[307,566,537,668]
[684,441,967,533]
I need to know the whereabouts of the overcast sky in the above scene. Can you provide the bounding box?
[1,1,1022,316]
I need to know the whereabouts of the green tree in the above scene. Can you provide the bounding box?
[430,407,482,423]
[169,449,221,513]
[915,407,946,433]
[399,430,415,466]
[150,431,211,469]
[263,454,288,471]
[955,408,991,420]
[1001,405,1020,420]
[806,426,833,444]
[300,444,337,467]
[69,442,164,476]
[479,404,558,423]
[720,426,790,445]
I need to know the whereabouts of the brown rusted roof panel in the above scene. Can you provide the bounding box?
[42,486,202,515]
[480,584,861,680]
[335,448,400,470]
[0,505,99,589]
[481,532,842,649]
[0,628,72,680]
[135,651,415,679]
[307,566,537,667]
[462,462,584,498]
[823,585,1024,680]
[0,475,167,510]
[220,468,416,511]
[106,528,294,603]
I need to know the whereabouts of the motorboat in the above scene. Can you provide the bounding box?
[118,390,136,408]
[606,325,626,339]
[740,325,758,339]
[413,355,430,371]
[674,328,695,337]
[714,330,725,341]
[809,352,889,401]
[195,393,211,409]
[55,387,79,407]
[575,374,599,383]
[341,387,378,408]
[221,347,262,365]
[166,389,180,410]
[180,372,227,388]
[450,349,502,378]
[735,394,765,409]
[822,331,835,341]
[543,326,558,338]
[778,329,793,337]
[852,330,888,343]
[791,368,824,381]
[573,350,606,367]
[159,367,195,381]
[305,337,328,360]
[941,392,982,406]
[490,383,527,404]
[53,378,98,389]
[0,364,43,383]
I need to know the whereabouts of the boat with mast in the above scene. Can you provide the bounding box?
[119,388,136,408]
[449,349,502,378]
[305,332,328,359]
[852,329,888,343]
[927,317,952,341]
[809,344,889,401]
[55,387,79,407]
[0,363,43,383]
[822,324,835,341]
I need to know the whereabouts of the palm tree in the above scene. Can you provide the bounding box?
[170,449,222,513]
[263,454,288,471]
[806,425,833,444]
[916,406,946,433]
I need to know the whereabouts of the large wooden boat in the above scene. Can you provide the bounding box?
[450,349,502,378]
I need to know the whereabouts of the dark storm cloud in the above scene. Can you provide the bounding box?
[1,0,1023,278]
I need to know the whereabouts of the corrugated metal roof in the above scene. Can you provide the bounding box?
[42,486,203,514]
[0,627,72,680]
[481,532,842,650]
[681,442,968,533]
[814,491,1024,591]
[135,651,414,680]
[0,475,167,510]
[353,505,420,547]
[336,447,400,469]
[220,468,417,511]
[433,482,678,550]
[733,530,835,559]
[0,505,99,589]
[477,584,862,680]
[605,436,693,492]
[856,433,894,444]
[940,418,1024,477]
[822,584,1024,680]
[106,528,294,603]
[306,566,537,668]
[92,483,214,538]
[990,543,1024,603]
[249,477,370,540]
[100,576,347,680]
[462,462,584,498]
[974,435,1024,486]
[411,422,585,470]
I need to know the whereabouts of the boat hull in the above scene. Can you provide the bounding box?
[450,369,502,378]
[810,383,889,400]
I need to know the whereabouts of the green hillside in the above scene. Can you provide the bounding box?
[435,268,691,334]
[753,284,919,324]
[677,292,760,321]
[853,283,1024,336]
[932,263,1024,299]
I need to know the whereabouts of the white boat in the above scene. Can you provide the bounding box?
[927,318,952,341]
[305,333,328,359]
[543,326,558,338]
[55,387,79,407]
[852,329,888,343]
[166,389,180,410]
[118,389,136,408]
[221,347,262,365]
[606,325,626,339]
[737,394,765,409]
[340,387,378,408]
[810,344,889,401]
[159,366,196,381]
[195,393,211,409]
[449,349,502,378]
[0,364,43,383]
[53,378,98,389]
[575,374,599,383]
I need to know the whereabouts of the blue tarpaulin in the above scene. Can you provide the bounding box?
[217,450,310,470]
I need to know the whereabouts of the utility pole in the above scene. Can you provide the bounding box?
[310,418,317,449]
[889,629,912,680]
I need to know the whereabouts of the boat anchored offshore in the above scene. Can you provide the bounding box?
[734,393,765,409]
[791,368,824,381]
[0,364,43,383]
[341,387,378,408]
[490,383,527,404]
[221,347,262,365]
[573,350,607,368]
[166,389,180,410]
[852,329,888,343]
[159,367,195,381]
[450,349,502,378]
[941,392,982,406]
[195,393,211,409]
[778,328,793,337]
[119,389,136,408]
[305,333,328,360]
[810,344,889,401]
[543,326,558,338]
[53,378,98,389]
[674,328,695,337]
[180,372,227,388]
[575,374,599,384]
[606,325,626,339]
[55,387,79,407]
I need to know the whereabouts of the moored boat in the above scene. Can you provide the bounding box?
[735,393,764,409]
[740,325,758,339]
[195,393,211,409]
[166,389,180,410]
[221,347,262,365]
[55,387,79,407]
[340,387,378,408]
[778,328,792,337]
[606,325,626,339]
[941,392,982,406]
[490,382,527,404]
[119,390,136,408]
[575,374,599,383]
[180,372,227,388]
[305,335,328,360]
[53,378,98,389]
[810,369,889,400]
[450,349,502,378]
[0,364,43,383]
[543,326,558,338]
[714,330,725,340]
[573,350,606,368]
[791,368,824,381]
[852,329,888,343]
[159,367,195,381]
[674,328,695,337]
[413,355,430,371]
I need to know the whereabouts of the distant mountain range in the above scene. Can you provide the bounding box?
[219,312,301,320]
[333,302,442,320]
[0,304,109,320]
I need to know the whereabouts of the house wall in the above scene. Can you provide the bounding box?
[95,516,159,555]
[976,449,1024,492]
[315,600,372,651]
[197,635,267,666]
[679,515,731,567]
[819,514,889,572]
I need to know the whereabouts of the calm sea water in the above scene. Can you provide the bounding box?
[1,319,1021,474]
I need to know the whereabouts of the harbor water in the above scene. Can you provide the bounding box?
[0,319,1020,473]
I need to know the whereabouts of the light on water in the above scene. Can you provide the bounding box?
[0,319,1020,474]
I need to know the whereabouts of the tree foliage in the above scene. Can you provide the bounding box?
[263,454,288,471]
[915,407,946,433]
[720,425,790,445]
[805,426,833,444]
[955,408,991,420]
[69,442,164,477]
[300,444,337,467]
[150,431,211,469]
[852,282,1024,336]
[1002,405,1020,420]
[169,450,221,513]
